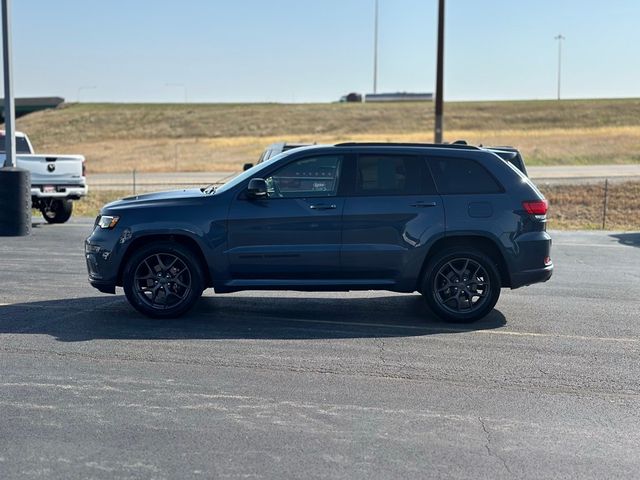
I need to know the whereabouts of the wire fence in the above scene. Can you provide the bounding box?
[538,179,640,230]
[86,171,640,230]
[92,182,217,194]
[90,170,235,194]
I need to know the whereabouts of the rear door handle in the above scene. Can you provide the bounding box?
[410,201,437,208]
[309,203,337,210]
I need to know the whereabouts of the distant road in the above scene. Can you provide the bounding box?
[89,164,640,191]
[527,164,640,183]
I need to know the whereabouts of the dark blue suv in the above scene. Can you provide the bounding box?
[85,143,552,322]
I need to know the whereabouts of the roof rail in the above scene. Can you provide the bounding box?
[334,142,481,150]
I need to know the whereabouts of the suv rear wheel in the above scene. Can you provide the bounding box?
[422,247,501,323]
[123,241,204,318]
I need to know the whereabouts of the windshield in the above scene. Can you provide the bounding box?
[214,149,297,195]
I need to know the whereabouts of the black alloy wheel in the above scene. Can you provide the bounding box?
[434,258,490,314]
[123,242,204,318]
[422,247,501,323]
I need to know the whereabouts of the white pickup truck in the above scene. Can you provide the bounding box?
[1,131,87,223]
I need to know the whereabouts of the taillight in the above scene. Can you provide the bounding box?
[82,159,86,177]
[522,199,548,215]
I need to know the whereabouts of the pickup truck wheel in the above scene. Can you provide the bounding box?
[42,199,73,224]
[421,247,501,323]
[123,241,204,318]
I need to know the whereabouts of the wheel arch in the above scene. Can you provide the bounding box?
[418,234,511,289]
[117,233,211,287]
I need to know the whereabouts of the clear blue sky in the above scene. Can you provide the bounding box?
[8,0,640,103]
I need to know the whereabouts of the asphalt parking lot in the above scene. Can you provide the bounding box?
[1,219,639,479]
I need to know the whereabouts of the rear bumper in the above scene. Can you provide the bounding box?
[31,185,88,199]
[510,264,553,289]
[506,229,553,288]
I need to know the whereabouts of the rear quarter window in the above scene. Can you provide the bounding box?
[428,157,503,194]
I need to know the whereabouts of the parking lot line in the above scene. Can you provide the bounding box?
[553,242,631,249]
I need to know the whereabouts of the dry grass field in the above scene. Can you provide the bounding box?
[70,181,640,231]
[541,181,640,230]
[14,98,640,173]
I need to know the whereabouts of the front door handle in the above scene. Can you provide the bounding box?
[309,203,337,210]
[410,201,437,208]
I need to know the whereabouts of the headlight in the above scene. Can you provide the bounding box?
[97,215,120,229]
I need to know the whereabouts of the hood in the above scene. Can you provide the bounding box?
[103,188,207,211]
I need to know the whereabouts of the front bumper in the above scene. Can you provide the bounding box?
[89,279,116,294]
[85,227,126,293]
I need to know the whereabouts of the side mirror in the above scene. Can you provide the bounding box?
[247,178,268,198]
[243,163,254,171]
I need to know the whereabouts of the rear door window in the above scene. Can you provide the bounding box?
[428,157,502,194]
[355,154,436,195]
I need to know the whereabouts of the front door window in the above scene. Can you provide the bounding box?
[264,155,342,198]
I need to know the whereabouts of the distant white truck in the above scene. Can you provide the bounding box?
[1,131,87,223]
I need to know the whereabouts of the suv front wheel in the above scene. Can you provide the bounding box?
[422,247,501,323]
[123,241,204,318]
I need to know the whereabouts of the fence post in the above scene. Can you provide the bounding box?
[601,178,609,230]
[132,169,137,195]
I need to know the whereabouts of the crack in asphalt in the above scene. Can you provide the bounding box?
[3,345,639,401]
[479,416,514,477]
[376,337,386,366]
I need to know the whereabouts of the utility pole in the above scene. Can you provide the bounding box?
[373,0,379,94]
[434,0,445,143]
[554,34,565,101]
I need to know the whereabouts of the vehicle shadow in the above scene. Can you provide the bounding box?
[610,232,640,247]
[0,294,506,343]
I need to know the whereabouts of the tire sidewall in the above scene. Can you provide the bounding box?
[123,241,204,318]
[422,247,501,323]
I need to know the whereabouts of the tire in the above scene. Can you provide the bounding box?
[41,199,73,224]
[123,241,205,318]
[421,247,501,323]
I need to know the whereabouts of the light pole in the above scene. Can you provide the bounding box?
[77,85,96,102]
[2,0,15,168]
[434,0,445,143]
[554,34,565,101]
[1,0,31,236]
[165,83,187,103]
[372,0,379,94]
